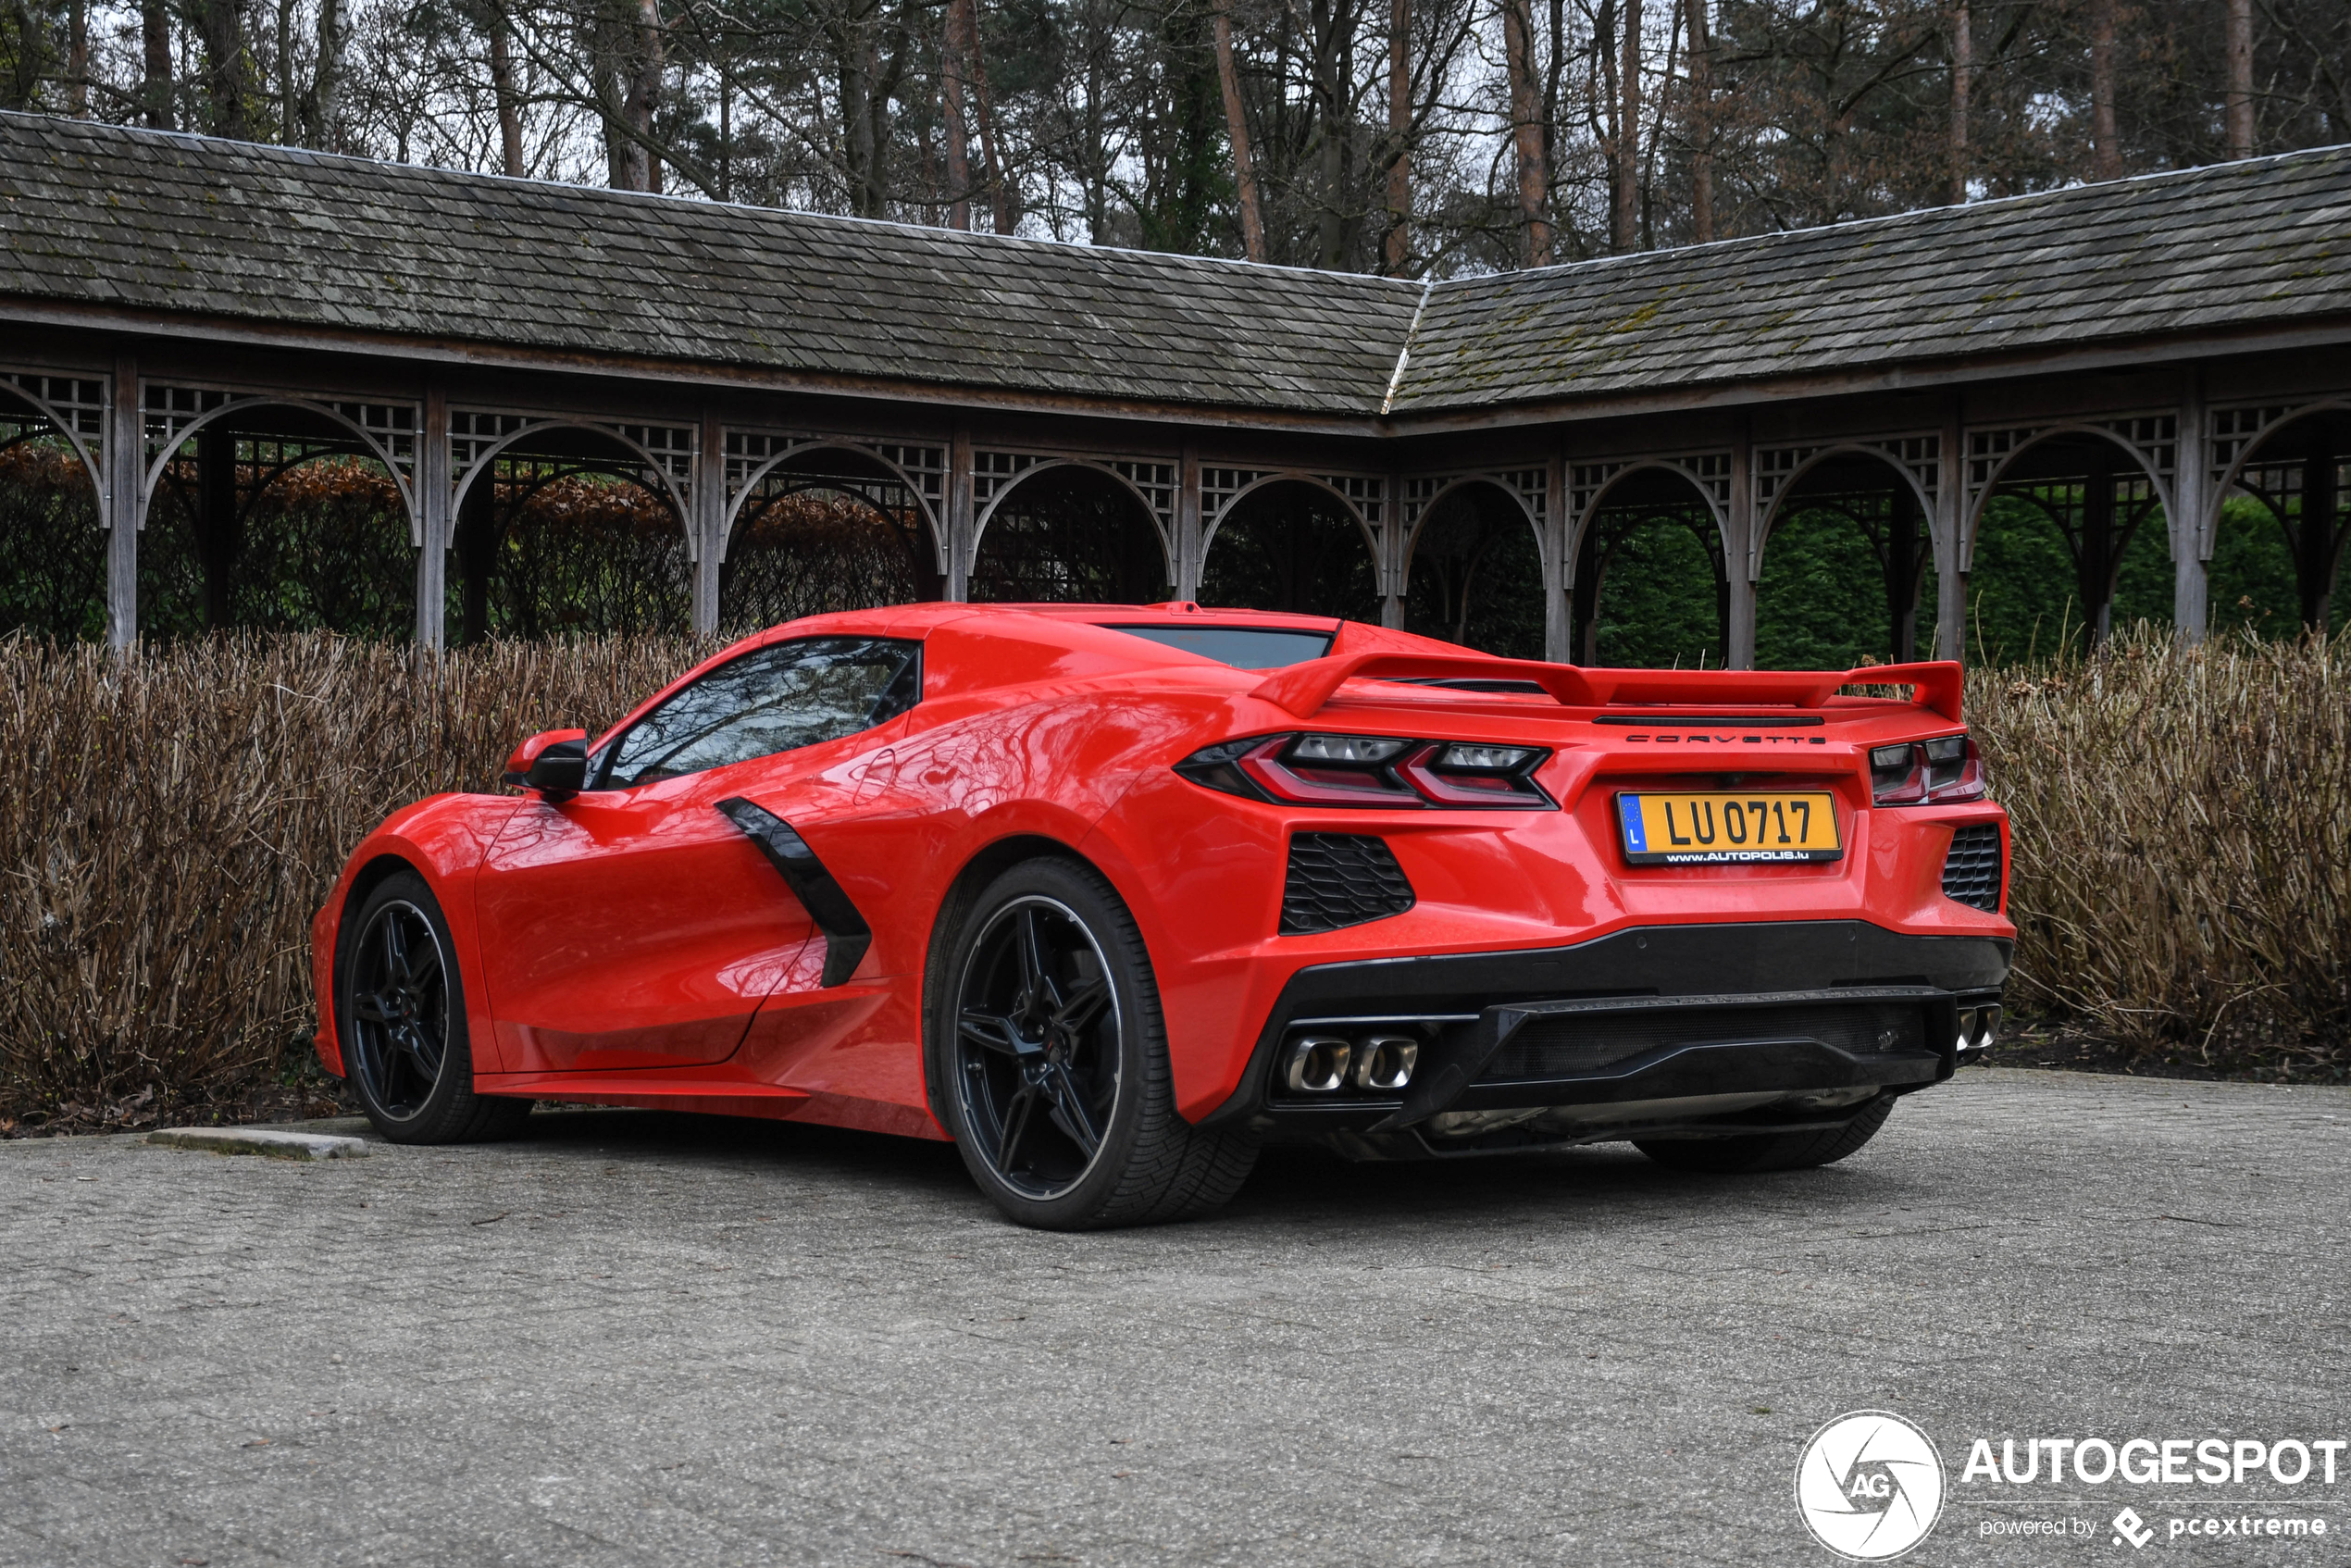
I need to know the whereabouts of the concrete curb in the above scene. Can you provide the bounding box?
[148,1126,374,1160]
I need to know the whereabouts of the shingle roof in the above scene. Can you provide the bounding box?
[0,114,1418,415]
[1393,148,2351,413]
[6,113,2351,422]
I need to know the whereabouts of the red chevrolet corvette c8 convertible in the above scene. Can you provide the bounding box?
[311,603,2011,1228]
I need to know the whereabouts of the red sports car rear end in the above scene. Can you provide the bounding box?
[311,604,2011,1228]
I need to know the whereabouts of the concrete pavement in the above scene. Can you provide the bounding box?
[4,1067,2346,1566]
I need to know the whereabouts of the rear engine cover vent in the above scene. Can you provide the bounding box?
[1281,834,1415,935]
[1941,823,2003,912]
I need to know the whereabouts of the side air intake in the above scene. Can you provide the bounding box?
[1280,833,1415,935]
[1941,823,2003,912]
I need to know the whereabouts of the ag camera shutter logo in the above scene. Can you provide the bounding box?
[1795,1411,1947,1560]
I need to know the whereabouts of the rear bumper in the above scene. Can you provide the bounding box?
[1198,919,2010,1151]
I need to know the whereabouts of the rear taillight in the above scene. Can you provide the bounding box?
[1239,736,1421,805]
[1872,735,1989,806]
[1400,743,1545,805]
[1176,733,1553,809]
[1870,744,1925,805]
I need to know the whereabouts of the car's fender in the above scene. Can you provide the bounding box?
[310,791,524,1076]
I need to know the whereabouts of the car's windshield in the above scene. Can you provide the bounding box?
[1103,625,1334,670]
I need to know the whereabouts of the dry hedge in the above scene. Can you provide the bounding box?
[0,632,706,1123]
[1971,628,2349,1076]
[2,628,2344,1123]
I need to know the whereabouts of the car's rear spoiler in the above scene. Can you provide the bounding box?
[1250,653,1964,723]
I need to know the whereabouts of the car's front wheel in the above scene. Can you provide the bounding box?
[341,870,532,1145]
[935,856,1257,1229]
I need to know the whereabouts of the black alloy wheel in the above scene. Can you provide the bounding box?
[340,870,531,1145]
[933,856,1260,1229]
[348,896,451,1122]
[953,895,1124,1201]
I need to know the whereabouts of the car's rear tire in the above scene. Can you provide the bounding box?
[1634,1093,1895,1174]
[341,870,532,1145]
[934,855,1257,1230]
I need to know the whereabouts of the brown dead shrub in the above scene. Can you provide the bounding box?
[1971,627,2349,1077]
[2,626,2345,1126]
[0,632,705,1125]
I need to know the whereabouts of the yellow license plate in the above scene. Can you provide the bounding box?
[1616,790,1843,865]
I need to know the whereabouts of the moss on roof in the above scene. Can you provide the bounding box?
[6,114,2349,419]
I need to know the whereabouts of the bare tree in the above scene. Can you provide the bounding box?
[488,17,525,172]
[1382,0,1407,270]
[307,0,348,145]
[2226,0,2253,156]
[941,0,974,226]
[67,0,88,113]
[1502,0,1549,263]
[1611,0,1638,250]
[622,0,661,189]
[2089,0,2119,180]
[276,0,295,134]
[1947,0,1969,202]
[3,0,56,109]
[1684,0,1711,240]
[809,0,916,216]
[1303,0,1366,268]
[1213,0,1267,259]
[196,0,254,136]
[140,0,172,127]
[950,0,1010,232]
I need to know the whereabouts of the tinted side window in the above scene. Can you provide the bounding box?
[598,637,920,788]
[1103,625,1335,669]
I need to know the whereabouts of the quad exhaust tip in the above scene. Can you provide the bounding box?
[1957,1003,2001,1060]
[1282,1032,1421,1095]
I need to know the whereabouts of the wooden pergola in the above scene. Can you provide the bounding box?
[4,112,2348,661]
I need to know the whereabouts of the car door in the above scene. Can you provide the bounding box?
[474,635,922,1074]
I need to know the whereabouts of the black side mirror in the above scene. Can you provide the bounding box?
[525,740,589,799]
[502,730,590,800]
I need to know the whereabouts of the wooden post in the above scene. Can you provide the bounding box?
[947,423,975,601]
[454,468,498,645]
[2296,427,2336,632]
[2080,444,2116,646]
[1885,482,1922,665]
[1572,525,1602,666]
[1175,443,1203,602]
[1934,408,1968,661]
[2172,377,2209,645]
[693,407,725,635]
[195,422,238,628]
[414,385,449,651]
[1725,430,1758,668]
[1544,449,1569,662]
[1383,471,1406,627]
[105,354,140,650]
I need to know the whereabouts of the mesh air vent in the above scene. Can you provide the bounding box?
[1280,833,1415,935]
[1941,823,2004,912]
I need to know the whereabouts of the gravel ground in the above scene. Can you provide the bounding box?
[3,1066,2346,1567]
